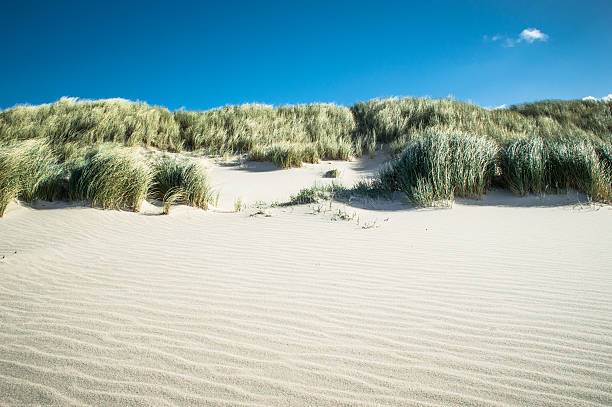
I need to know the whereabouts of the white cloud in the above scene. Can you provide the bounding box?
[583,94,612,102]
[519,28,549,43]
[487,27,549,47]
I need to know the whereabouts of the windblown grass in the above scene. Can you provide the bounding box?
[1,96,611,214]
[378,130,498,205]
[510,99,612,138]
[175,103,355,167]
[350,97,612,151]
[0,140,65,216]
[68,145,152,211]
[499,138,549,196]
[500,138,611,201]
[2,96,610,168]
[547,140,611,201]
[151,155,214,211]
[0,97,181,150]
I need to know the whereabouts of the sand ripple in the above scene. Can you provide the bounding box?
[1,201,611,406]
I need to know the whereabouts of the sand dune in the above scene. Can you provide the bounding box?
[1,158,612,406]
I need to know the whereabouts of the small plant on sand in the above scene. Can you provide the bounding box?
[331,207,356,221]
[324,168,340,178]
[362,219,378,229]
[162,187,184,215]
[249,201,272,217]
[288,183,352,205]
[69,145,152,211]
[234,197,244,212]
[151,155,214,211]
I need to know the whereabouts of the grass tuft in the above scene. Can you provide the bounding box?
[0,140,66,216]
[324,168,340,178]
[68,145,152,211]
[379,130,498,205]
[499,138,548,196]
[151,155,214,210]
[288,183,348,205]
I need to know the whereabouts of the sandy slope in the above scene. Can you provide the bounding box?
[1,157,612,407]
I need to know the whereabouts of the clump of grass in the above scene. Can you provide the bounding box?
[151,155,214,210]
[500,138,611,201]
[234,197,244,212]
[288,183,349,205]
[162,187,185,215]
[499,137,548,196]
[248,143,320,168]
[324,168,340,178]
[595,143,612,178]
[0,140,66,216]
[380,130,498,205]
[547,140,611,201]
[68,145,152,211]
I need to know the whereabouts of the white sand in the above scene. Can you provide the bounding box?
[1,157,611,406]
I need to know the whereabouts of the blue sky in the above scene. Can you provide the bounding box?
[1,0,610,111]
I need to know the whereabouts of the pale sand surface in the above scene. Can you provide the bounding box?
[1,157,612,406]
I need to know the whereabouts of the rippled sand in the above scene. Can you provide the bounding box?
[1,166,611,406]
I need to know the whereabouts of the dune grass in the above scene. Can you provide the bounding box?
[0,140,66,216]
[324,168,340,178]
[500,138,611,201]
[499,138,549,196]
[547,140,611,201]
[287,183,350,205]
[376,130,498,205]
[151,155,214,212]
[0,97,182,150]
[174,103,355,167]
[1,96,612,214]
[350,97,612,149]
[68,145,152,211]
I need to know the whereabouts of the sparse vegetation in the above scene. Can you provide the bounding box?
[234,197,244,212]
[288,183,349,205]
[324,169,340,178]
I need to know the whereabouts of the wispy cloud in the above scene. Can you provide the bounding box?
[486,27,549,47]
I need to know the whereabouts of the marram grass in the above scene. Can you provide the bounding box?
[1,96,611,169]
[0,139,66,216]
[500,138,611,201]
[68,145,152,211]
[0,97,182,150]
[151,155,214,211]
[1,96,612,214]
[378,130,498,205]
[547,140,611,202]
[499,138,549,196]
